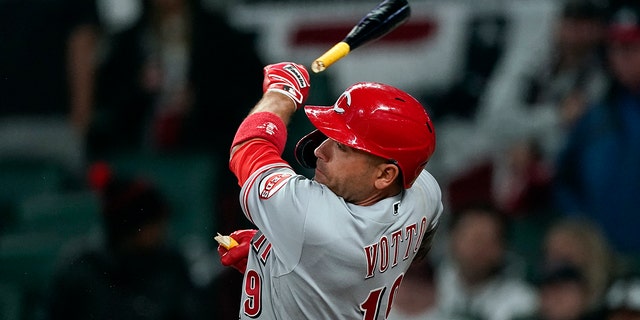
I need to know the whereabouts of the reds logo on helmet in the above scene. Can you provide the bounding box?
[332,90,352,114]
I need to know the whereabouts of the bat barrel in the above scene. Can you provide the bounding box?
[345,0,410,50]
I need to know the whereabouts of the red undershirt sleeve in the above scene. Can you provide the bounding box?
[230,140,289,187]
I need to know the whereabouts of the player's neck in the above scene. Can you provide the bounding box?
[354,187,402,206]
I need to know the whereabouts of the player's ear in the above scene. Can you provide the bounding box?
[374,163,400,190]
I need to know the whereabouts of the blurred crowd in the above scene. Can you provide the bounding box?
[1,0,639,319]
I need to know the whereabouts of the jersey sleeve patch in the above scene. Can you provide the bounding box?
[259,172,293,199]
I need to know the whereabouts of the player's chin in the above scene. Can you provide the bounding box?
[313,168,326,184]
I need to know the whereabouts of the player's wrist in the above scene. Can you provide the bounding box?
[263,90,298,112]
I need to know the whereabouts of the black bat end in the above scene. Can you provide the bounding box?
[344,0,411,50]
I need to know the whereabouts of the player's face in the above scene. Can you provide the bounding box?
[313,138,385,203]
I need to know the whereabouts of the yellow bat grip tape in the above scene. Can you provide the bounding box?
[311,42,351,73]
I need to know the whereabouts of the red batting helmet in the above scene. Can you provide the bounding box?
[295,82,436,189]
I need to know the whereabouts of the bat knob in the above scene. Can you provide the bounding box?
[311,60,326,73]
[310,42,351,73]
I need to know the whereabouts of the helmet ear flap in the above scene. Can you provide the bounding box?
[294,129,327,169]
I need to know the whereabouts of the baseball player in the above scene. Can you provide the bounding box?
[217,62,443,319]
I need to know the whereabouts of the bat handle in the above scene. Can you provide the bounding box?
[311,42,351,73]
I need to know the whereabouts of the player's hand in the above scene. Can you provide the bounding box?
[217,229,258,273]
[263,62,310,110]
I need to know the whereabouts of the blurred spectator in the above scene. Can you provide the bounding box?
[553,3,640,256]
[447,138,554,218]
[88,0,263,156]
[441,0,610,221]
[492,138,554,218]
[46,162,204,319]
[88,0,264,232]
[477,0,610,162]
[604,274,640,320]
[516,263,604,320]
[427,0,608,190]
[0,0,101,177]
[540,217,614,311]
[388,258,443,320]
[435,203,538,320]
[443,140,554,279]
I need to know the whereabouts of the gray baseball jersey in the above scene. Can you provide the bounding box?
[237,163,443,319]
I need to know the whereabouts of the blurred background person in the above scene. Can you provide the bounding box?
[46,162,204,319]
[0,0,101,178]
[89,0,263,157]
[428,0,609,199]
[553,3,640,260]
[89,0,265,233]
[437,0,611,246]
[388,257,443,320]
[435,203,538,320]
[488,138,554,219]
[540,217,615,312]
[516,263,603,320]
[483,0,609,153]
[476,0,610,164]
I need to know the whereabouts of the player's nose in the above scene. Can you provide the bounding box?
[314,138,330,163]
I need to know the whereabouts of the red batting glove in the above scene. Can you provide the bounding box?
[217,229,258,273]
[263,62,310,110]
